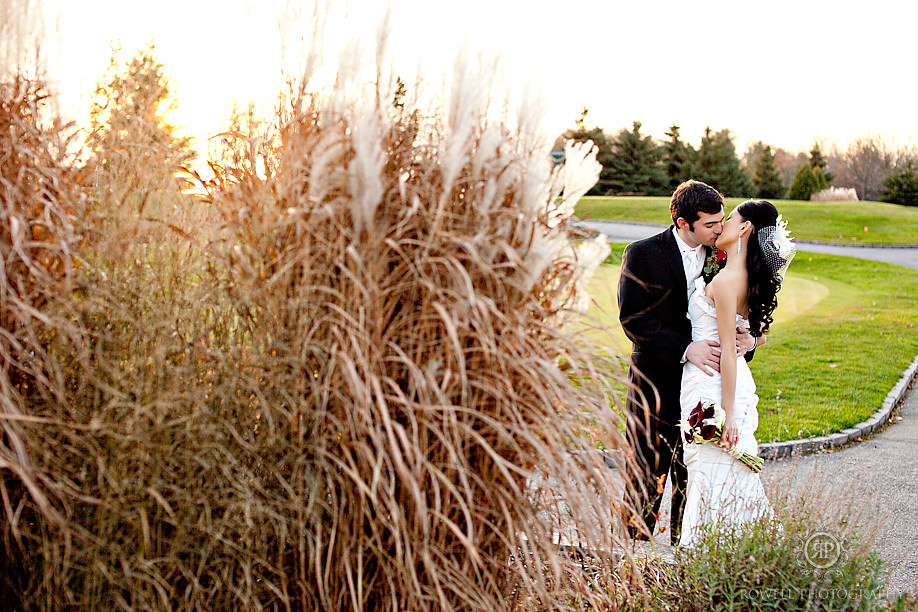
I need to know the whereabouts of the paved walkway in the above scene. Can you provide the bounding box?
[764,386,918,599]
[589,219,918,598]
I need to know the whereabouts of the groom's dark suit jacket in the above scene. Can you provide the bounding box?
[618,226,694,424]
[617,226,692,539]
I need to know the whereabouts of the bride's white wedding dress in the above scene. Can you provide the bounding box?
[678,277,773,548]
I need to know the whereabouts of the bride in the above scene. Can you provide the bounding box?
[678,199,795,548]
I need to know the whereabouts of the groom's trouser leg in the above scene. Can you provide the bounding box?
[622,362,682,540]
[669,434,688,546]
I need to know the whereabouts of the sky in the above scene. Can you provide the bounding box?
[31,0,918,157]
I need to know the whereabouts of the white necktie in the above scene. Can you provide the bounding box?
[686,248,703,280]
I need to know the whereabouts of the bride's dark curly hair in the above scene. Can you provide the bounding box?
[738,199,782,337]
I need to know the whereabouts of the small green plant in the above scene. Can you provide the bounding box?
[592,488,892,611]
[675,517,884,611]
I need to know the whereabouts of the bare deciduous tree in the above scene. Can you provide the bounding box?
[839,135,896,201]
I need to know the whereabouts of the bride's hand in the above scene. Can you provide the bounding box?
[719,413,739,451]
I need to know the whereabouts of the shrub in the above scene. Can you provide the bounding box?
[674,516,884,611]
[811,186,859,202]
[879,160,918,206]
[789,164,828,201]
[195,67,630,609]
[589,472,897,611]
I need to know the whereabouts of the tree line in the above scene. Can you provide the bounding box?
[558,108,918,206]
[81,47,918,208]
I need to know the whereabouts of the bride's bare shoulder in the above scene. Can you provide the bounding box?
[708,270,742,300]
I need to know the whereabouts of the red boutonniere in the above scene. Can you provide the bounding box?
[703,249,727,277]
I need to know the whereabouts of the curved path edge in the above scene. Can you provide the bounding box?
[758,353,918,459]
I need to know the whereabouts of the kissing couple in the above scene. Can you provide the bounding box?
[618,179,796,547]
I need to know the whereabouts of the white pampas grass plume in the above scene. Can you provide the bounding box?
[560,139,601,212]
[569,234,611,315]
[811,186,859,202]
[347,103,385,234]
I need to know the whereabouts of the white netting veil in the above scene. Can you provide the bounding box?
[757,214,796,281]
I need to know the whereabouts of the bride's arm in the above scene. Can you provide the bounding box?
[709,277,741,449]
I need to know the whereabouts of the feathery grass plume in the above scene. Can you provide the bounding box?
[0,0,45,79]
[811,186,859,202]
[197,28,632,612]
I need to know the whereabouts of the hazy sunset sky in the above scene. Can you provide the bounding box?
[37,0,918,156]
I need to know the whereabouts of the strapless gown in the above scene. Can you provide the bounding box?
[678,278,773,548]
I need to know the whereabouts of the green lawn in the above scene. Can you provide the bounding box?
[575,196,918,245]
[583,245,918,443]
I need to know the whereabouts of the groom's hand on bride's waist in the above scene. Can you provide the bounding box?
[686,340,720,376]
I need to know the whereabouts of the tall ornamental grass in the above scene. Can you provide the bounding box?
[1,27,637,612]
[196,48,631,608]
[0,74,88,607]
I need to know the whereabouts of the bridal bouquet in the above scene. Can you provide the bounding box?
[680,399,764,473]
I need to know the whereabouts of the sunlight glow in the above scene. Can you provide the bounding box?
[33,0,918,157]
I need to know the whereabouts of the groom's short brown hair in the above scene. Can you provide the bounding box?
[670,180,724,229]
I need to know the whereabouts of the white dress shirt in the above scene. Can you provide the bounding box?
[673,227,705,363]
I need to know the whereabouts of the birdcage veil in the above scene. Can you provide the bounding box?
[757,214,796,281]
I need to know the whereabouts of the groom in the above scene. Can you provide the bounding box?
[617,179,753,545]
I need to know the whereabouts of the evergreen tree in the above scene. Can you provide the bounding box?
[809,143,835,184]
[606,120,666,195]
[743,140,766,175]
[879,160,918,206]
[88,44,196,205]
[788,163,828,200]
[661,124,695,191]
[752,144,784,199]
[564,107,616,195]
[695,127,751,197]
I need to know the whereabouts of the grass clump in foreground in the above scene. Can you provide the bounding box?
[575,196,918,245]
[1,38,649,612]
[672,520,883,611]
[601,488,913,612]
